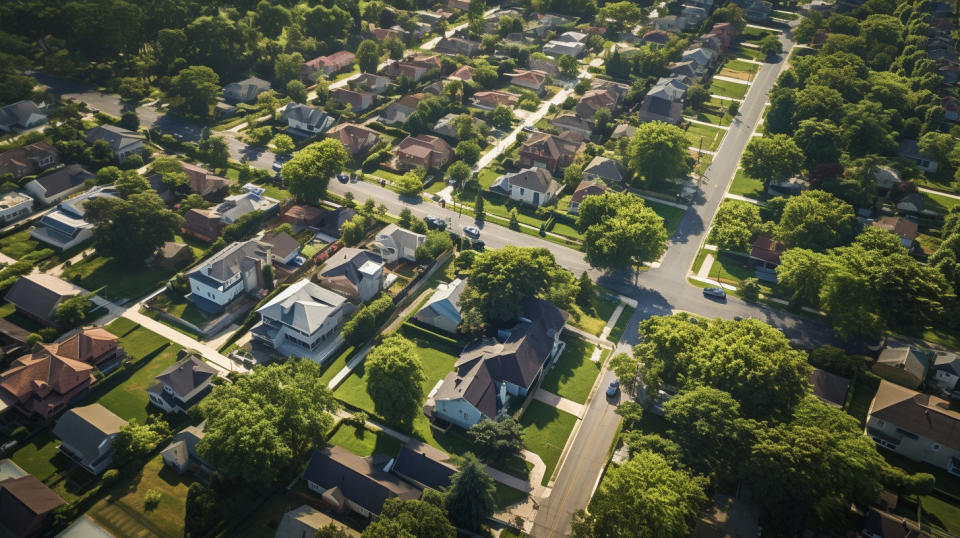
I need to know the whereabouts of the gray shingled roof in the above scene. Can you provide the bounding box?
[52,404,127,463]
[153,356,217,399]
[303,446,420,515]
[31,164,94,198]
[257,279,346,334]
[84,125,144,153]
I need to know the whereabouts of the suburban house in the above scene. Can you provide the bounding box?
[809,368,850,408]
[30,185,118,250]
[262,231,301,266]
[396,135,453,170]
[372,224,425,263]
[682,47,718,70]
[638,78,686,124]
[223,76,271,103]
[642,30,671,48]
[370,27,406,42]
[251,279,352,355]
[931,351,960,392]
[872,216,919,250]
[0,472,65,538]
[568,179,607,215]
[518,131,585,174]
[351,73,391,95]
[432,113,486,140]
[680,6,707,28]
[470,91,520,109]
[316,248,384,303]
[667,60,700,81]
[428,299,568,428]
[749,235,786,270]
[576,89,619,119]
[275,505,357,538]
[874,343,931,389]
[4,274,88,327]
[84,125,145,161]
[0,327,120,419]
[186,239,273,312]
[867,380,960,476]
[182,162,230,200]
[506,69,549,94]
[314,207,357,241]
[214,185,280,225]
[737,0,773,21]
[550,114,593,138]
[161,423,215,480]
[147,356,218,414]
[327,123,381,156]
[380,93,428,125]
[582,156,627,184]
[303,446,420,518]
[0,141,59,178]
[280,204,324,229]
[153,241,193,270]
[391,441,457,492]
[434,37,481,56]
[898,140,939,172]
[490,167,561,207]
[611,123,637,140]
[0,191,33,224]
[302,51,355,81]
[23,164,93,205]
[281,103,335,134]
[181,209,223,242]
[447,65,474,82]
[543,39,586,57]
[655,15,689,33]
[0,101,47,133]
[330,88,375,112]
[413,278,466,334]
[53,403,128,475]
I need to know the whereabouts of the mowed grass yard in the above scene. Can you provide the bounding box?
[520,400,578,486]
[0,229,42,259]
[327,422,403,458]
[648,200,687,236]
[570,293,619,336]
[540,337,601,404]
[685,122,726,152]
[61,254,187,302]
[728,169,765,199]
[607,305,636,343]
[709,79,750,100]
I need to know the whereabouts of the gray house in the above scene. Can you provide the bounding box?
[224,76,271,103]
[434,37,481,56]
[391,441,457,491]
[281,103,335,134]
[161,422,215,480]
[251,279,351,355]
[316,248,384,303]
[372,224,425,263]
[0,101,47,133]
[147,356,217,413]
[84,125,144,161]
[53,404,128,475]
[873,343,931,389]
[23,164,93,205]
[186,239,273,312]
[582,156,626,184]
[303,446,420,518]
[413,278,466,334]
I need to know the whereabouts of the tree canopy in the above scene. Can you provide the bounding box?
[445,453,496,531]
[83,190,183,263]
[282,139,349,204]
[576,192,667,271]
[365,335,426,428]
[624,121,691,185]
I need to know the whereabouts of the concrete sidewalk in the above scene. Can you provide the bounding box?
[598,303,625,341]
[533,389,585,418]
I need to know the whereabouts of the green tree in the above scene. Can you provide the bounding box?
[270,134,295,154]
[119,110,139,131]
[776,190,857,251]
[776,248,835,307]
[468,418,524,459]
[198,361,338,486]
[576,192,667,272]
[455,140,481,165]
[625,121,691,185]
[286,80,307,103]
[185,483,221,537]
[571,451,708,538]
[445,453,495,531]
[741,134,804,188]
[663,386,750,478]
[489,105,513,129]
[416,230,454,261]
[356,40,380,73]
[114,171,151,198]
[793,119,843,168]
[340,214,367,246]
[819,269,883,340]
[610,352,641,396]
[170,65,220,118]
[396,170,425,196]
[274,52,305,86]
[199,136,229,169]
[114,418,170,465]
[563,164,583,189]
[739,277,761,302]
[365,335,426,428]
[149,156,188,188]
[83,191,183,263]
[363,493,456,538]
[685,84,710,110]
[342,296,393,346]
[575,271,595,309]
[448,161,471,187]
[282,139,349,203]
[55,293,95,327]
[558,54,579,77]
[706,199,762,252]
[759,34,783,57]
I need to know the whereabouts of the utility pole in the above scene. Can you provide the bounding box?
[696,137,703,191]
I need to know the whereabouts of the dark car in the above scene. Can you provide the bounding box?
[606,380,620,398]
[703,287,726,300]
[463,225,480,239]
[425,216,446,231]
[471,239,485,251]
[336,173,349,183]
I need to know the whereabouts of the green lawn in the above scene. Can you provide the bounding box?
[728,169,765,199]
[319,344,355,387]
[327,422,403,458]
[571,294,619,336]
[648,200,686,236]
[61,255,186,301]
[772,9,800,19]
[0,229,41,259]
[741,26,776,43]
[880,451,960,534]
[477,166,503,189]
[732,45,766,61]
[11,431,61,481]
[845,371,881,426]
[685,122,726,152]
[709,79,749,100]
[695,99,736,127]
[494,483,529,511]
[520,400,578,486]
[922,191,960,214]
[607,305,635,343]
[705,251,755,285]
[724,59,760,73]
[150,292,215,327]
[540,337,601,404]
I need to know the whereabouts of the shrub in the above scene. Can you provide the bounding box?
[102,469,120,486]
[739,278,761,302]
[144,489,162,509]
[11,426,27,441]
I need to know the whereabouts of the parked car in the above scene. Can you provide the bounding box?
[425,216,446,230]
[703,287,726,300]
[606,380,620,398]
[336,173,349,183]
[272,162,283,172]
[463,225,480,239]
[471,239,485,251]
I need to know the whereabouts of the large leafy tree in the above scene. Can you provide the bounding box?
[445,454,495,531]
[83,191,183,263]
[459,246,578,325]
[576,192,667,271]
[363,491,456,538]
[776,190,857,251]
[282,139,349,203]
[170,65,220,118]
[356,39,380,73]
[793,119,843,169]
[365,335,426,428]
[467,418,524,460]
[624,121,691,185]
[706,199,762,252]
[663,386,752,479]
[571,450,708,538]
[741,134,804,188]
[197,361,338,486]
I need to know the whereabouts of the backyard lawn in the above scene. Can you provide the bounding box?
[494,483,529,511]
[685,122,726,152]
[61,255,185,301]
[540,337,601,404]
[728,169,765,199]
[327,422,403,458]
[571,294,619,336]
[709,79,750,100]
[319,344,355,386]
[880,451,960,535]
[706,251,755,285]
[11,431,61,481]
[520,400,578,486]
[0,229,41,259]
[922,191,960,214]
[88,454,196,538]
[150,292,215,327]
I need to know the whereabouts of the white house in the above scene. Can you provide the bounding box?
[30,185,118,250]
[24,164,94,205]
[931,351,960,392]
[316,248,384,303]
[186,240,272,312]
[215,184,280,224]
[0,101,47,132]
[372,224,425,263]
[280,103,335,134]
[147,356,218,413]
[490,167,561,207]
[0,191,34,224]
[251,279,352,355]
[413,278,466,333]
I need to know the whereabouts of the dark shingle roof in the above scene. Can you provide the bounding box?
[304,446,420,515]
[4,274,85,323]
[0,474,65,515]
[52,404,127,463]
[31,164,93,198]
[154,356,217,399]
[392,441,457,491]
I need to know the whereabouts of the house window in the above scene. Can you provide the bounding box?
[933,443,941,451]
[519,187,525,196]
